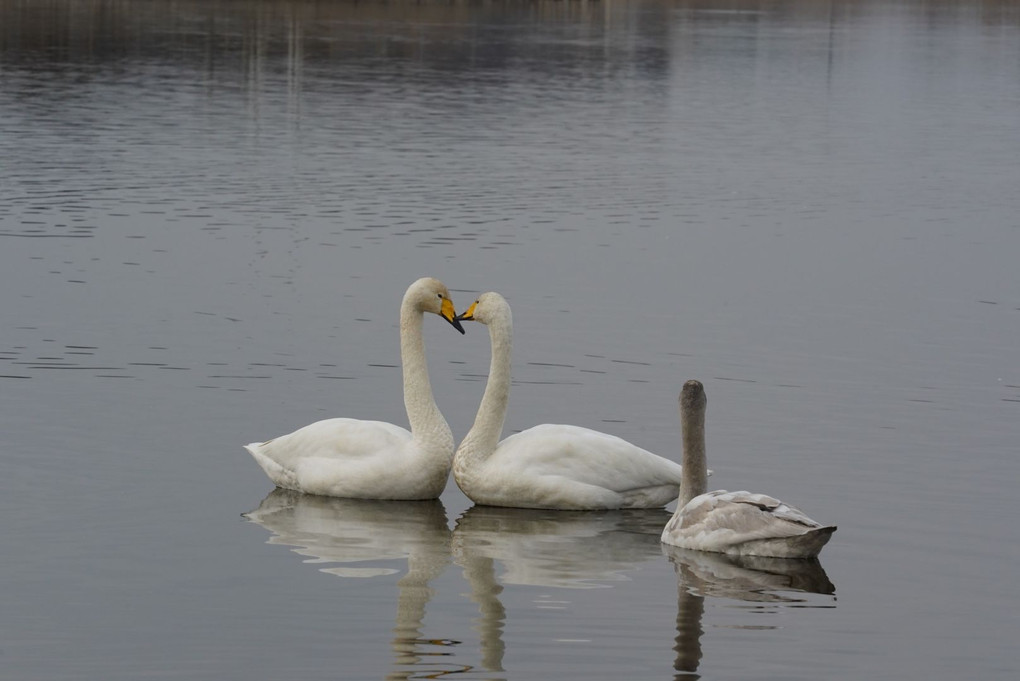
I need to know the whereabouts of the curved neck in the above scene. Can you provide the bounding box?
[399,297,448,445]
[459,315,512,464]
[680,401,708,508]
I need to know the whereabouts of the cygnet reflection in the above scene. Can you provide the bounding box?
[663,545,835,601]
[663,544,836,677]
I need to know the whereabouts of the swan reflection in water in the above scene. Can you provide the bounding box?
[663,544,836,677]
[243,489,458,679]
[451,505,671,672]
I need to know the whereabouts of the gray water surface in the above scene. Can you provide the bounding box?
[2,1,1018,679]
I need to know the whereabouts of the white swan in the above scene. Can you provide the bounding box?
[452,292,684,510]
[661,380,836,558]
[244,277,465,499]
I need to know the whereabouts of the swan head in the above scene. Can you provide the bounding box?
[410,277,465,334]
[454,291,511,327]
[680,379,706,413]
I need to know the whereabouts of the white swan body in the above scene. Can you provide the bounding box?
[244,277,465,500]
[453,292,684,510]
[661,380,835,558]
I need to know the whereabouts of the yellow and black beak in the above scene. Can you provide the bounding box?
[454,301,478,324]
[441,298,466,334]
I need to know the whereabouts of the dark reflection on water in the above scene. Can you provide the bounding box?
[1,0,677,241]
[2,1,1019,680]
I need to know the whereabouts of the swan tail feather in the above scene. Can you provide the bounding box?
[244,442,298,490]
[738,525,837,559]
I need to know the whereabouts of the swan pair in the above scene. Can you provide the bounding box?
[245,278,683,508]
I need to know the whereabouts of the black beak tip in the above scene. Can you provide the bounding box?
[449,317,466,334]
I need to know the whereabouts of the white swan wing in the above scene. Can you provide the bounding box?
[245,418,418,497]
[496,424,683,490]
[461,424,684,508]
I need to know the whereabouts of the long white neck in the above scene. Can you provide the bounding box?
[457,310,512,468]
[399,296,453,453]
[679,391,708,508]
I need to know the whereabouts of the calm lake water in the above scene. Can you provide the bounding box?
[2,0,1018,679]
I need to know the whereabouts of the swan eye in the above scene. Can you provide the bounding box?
[437,293,444,299]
